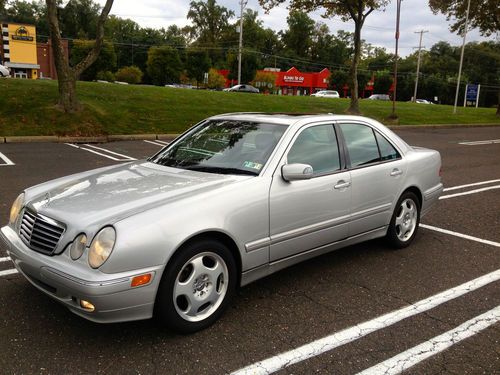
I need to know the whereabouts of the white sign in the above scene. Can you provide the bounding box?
[284,75,304,83]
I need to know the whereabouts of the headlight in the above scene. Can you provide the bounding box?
[88,227,116,268]
[69,234,87,260]
[9,193,25,224]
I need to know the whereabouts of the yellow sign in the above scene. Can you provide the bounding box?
[8,24,37,65]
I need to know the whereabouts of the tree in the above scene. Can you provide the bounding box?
[146,46,182,86]
[373,71,393,94]
[429,0,499,36]
[46,0,114,112]
[228,51,258,84]
[185,49,211,86]
[429,0,499,115]
[207,68,226,89]
[281,11,315,59]
[187,0,234,65]
[260,0,389,114]
[70,39,116,81]
[115,66,143,84]
[253,71,276,93]
[329,70,349,96]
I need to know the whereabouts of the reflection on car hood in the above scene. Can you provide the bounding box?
[26,161,248,227]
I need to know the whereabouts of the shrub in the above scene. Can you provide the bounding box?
[115,66,143,84]
[96,71,115,82]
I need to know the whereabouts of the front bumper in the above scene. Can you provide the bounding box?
[1,225,164,323]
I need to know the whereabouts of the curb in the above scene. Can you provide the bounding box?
[1,124,498,143]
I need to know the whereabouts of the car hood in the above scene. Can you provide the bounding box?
[26,161,249,228]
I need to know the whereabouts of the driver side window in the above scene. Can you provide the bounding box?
[287,124,341,175]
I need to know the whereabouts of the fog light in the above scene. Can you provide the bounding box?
[131,273,152,287]
[80,300,95,312]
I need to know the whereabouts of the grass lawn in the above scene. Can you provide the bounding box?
[0,79,498,136]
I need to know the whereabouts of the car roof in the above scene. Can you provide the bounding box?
[210,112,381,127]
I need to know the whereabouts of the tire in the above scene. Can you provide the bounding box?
[155,239,237,333]
[386,191,421,249]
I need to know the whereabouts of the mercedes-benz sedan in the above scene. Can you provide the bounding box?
[1,113,443,333]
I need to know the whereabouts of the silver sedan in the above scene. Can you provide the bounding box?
[1,113,443,333]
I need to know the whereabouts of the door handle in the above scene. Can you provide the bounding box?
[390,168,403,177]
[334,180,351,190]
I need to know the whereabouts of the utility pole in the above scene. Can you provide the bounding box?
[390,0,402,120]
[412,30,428,102]
[237,0,247,85]
[453,0,471,114]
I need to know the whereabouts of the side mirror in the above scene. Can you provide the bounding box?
[282,163,314,182]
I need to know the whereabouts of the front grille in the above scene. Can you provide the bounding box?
[19,210,65,255]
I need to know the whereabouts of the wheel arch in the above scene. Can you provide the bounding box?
[401,186,423,209]
[163,230,243,288]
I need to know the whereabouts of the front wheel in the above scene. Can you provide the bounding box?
[386,192,420,249]
[155,239,236,333]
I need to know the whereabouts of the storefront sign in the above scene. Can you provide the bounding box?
[283,75,304,83]
[12,26,34,42]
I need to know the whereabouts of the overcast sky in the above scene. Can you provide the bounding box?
[98,0,497,57]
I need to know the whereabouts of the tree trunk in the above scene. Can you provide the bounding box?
[347,20,362,114]
[57,70,80,112]
[46,0,114,113]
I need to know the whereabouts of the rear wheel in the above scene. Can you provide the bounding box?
[155,239,236,333]
[386,192,420,248]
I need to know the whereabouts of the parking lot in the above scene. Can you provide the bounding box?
[0,126,499,374]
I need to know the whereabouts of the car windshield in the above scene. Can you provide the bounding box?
[150,120,287,176]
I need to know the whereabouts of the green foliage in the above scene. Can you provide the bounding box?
[329,70,349,93]
[185,49,211,85]
[227,51,258,84]
[373,71,392,94]
[187,0,234,45]
[96,70,115,82]
[281,11,315,59]
[357,70,372,96]
[146,46,182,86]
[429,0,499,36]
[115,66,143,84]
[253,71,276,92]
[207,68,226,89]
[71,39,117,81]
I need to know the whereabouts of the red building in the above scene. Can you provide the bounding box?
[36,39,69,79]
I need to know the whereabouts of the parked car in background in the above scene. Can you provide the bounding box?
[2,113,443,333]
[415,99,434,104]
[0,64,10,77]
[311,90,340,98]
[367,94,390,101]
[223,84,259,93]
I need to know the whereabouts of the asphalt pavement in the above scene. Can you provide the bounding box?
[0,126,499,374]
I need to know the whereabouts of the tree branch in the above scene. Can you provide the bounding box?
[74,0,114,77]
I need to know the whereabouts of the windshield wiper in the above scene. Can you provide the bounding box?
[185,166,258,176]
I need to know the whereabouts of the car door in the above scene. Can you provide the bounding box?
[269,123,351,262]
[337,122,405,236]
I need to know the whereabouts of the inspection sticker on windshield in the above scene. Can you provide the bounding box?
[243,161,263,170]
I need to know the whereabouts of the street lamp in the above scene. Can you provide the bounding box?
[237,0,248,85]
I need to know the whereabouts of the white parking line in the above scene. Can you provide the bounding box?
[356,305,500,375]
[444,179,500,192]
[439,184,500,200]
[65,143,137,161]
[230,269,500,375]
[155,140,170,145]
[0,256,11,263]
[0,269,18,277]
[458,139,500,146]
[0,151,15,166]
[420,224,500,248]
[144,140,166,147]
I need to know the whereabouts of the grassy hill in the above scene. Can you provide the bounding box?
[0,79,498,137]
